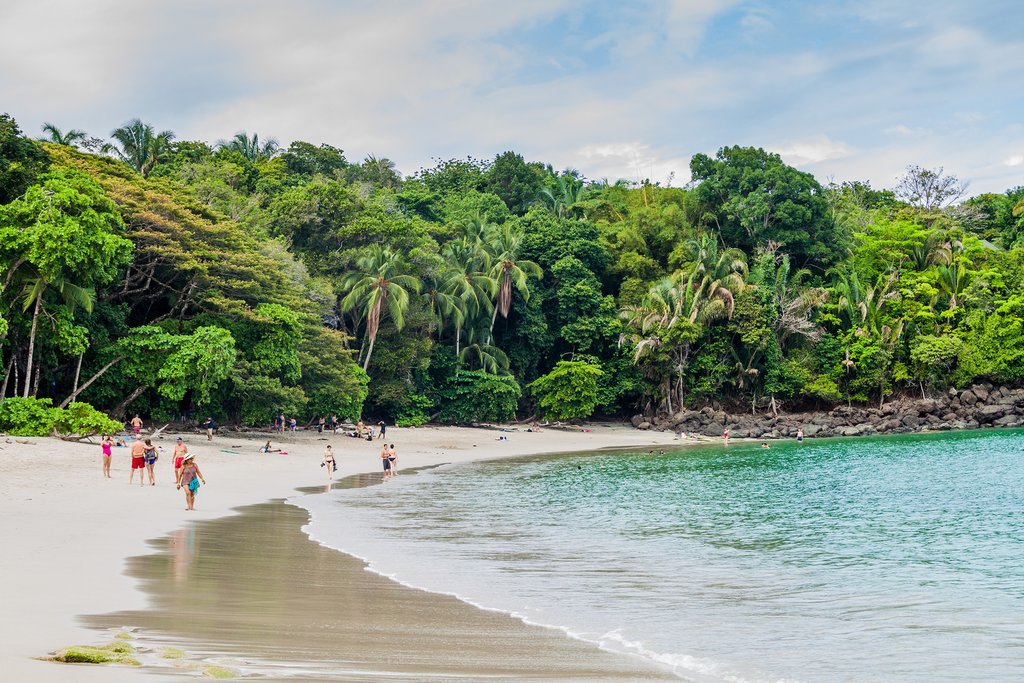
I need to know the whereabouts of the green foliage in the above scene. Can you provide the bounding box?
[0,113,50,204]
[0,397,58,435]
[52,402,124,438]
[529,360,603,420]
[157,326,237,402]
[436,370,521,423]
[690,146,845,268]
[0,397,120,437]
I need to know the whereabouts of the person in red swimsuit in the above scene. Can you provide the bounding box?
[129,437,146,486]
[172,437,189,482]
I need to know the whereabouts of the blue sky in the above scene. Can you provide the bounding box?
[2,0,1022,194]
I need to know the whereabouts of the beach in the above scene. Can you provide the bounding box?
[0,423,680,681]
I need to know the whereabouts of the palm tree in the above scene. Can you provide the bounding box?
[423,268,464,341]
[442,238,496,355]
[458,332,511,374]
[936,262,968,310]
[679,235,747,318]
[360,155,401,189]
[39,123,87,148]
[539,171,585,217]
[104,119,175,177]
[621,268,742,413]
[769,254,826,348]
[909,232,952,271]
[340,245,421,371]
[18,273,95,398]
[483,223,542,341]
[217,132,280,162]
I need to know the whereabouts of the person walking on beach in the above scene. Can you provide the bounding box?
[176,453,206,511]
[172,437,189,482]
[101,435,113,479]
[129,437,146,486]
[322,444,336,479]
[380,443,392,480]
[143,438,159,485]
[130,414,143,436]
[278,413,285,433]
[377,420,386,439]
[387,443,398,475]
[290,417,297,431]
[318,416,326,434]
[202,416,215,441]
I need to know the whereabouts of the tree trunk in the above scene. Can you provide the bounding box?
[113,384,149,419]
[455,326,461,356]
[362,334,377,372]
[31,360,41,398]
[71,352,84,403]
[487,304,499,346]
[0,356,13,401]
[22,294,42,398]
[59,356,124,409]
[770,394,778,417]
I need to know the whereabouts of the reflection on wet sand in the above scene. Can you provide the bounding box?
[89,495,676,681]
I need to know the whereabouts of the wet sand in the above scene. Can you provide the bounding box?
[88,473,680,681]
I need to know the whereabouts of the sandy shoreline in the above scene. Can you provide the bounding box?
[0,423,680,681]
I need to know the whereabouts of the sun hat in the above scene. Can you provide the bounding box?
[176,437,183,441]
[183,453,195,461]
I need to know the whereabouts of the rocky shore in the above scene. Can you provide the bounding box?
[632,384,1024,439]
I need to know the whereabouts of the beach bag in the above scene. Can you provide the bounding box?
[188,476,200,492]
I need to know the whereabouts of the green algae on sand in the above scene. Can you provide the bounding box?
[45,641,139,665]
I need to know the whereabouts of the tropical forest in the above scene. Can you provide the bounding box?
[1,112,1023,434]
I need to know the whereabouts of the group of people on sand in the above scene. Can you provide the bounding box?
[102,418,208,510]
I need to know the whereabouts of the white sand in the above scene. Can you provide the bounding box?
[0,423,678,681]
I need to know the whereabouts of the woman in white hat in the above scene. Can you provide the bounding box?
[175,453,206,511]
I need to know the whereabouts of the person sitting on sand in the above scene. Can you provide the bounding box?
[173,437,189,481]
[322,445,336,479]
[259,441,282,453]
[115,436,128,447]
[176,453,206,511]
[129,437,147,486]
[101,435,113,479]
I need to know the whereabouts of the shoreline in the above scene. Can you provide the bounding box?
[0,423,681,682]
[87,477,681,680]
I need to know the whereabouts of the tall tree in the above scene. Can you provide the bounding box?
[104,118,175,177]
[217,131,280,162]
[484,223,542,340]
[0,113,50,204]
[340,245,421,371]
[40,123,87,148]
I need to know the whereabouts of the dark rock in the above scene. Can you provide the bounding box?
[631,414,644,428]
[972,384,990,402]
[960,389,978,405]
[902,415,923,428]
[977,405,1005,422]
[941,412,958,421]
[637,421,651,430]
[914,398,939,415]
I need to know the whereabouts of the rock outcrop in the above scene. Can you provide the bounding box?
[640,384,1024,439]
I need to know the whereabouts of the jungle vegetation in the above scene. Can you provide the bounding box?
[1,113,1023,427]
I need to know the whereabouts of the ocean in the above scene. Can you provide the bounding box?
[297,429,1024,682]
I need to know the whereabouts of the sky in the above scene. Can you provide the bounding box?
[2,0,1023,194]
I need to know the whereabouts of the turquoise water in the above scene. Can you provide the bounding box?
[298,430,1024,682]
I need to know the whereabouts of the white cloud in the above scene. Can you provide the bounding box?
[1005,155,1024,167]
[768,136,856,166]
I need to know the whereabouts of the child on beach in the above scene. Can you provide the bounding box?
[101,435,113,479]
[176,453,206,511]
[322,445,336,479]
[143,438,159,485]
[260,441,282,453]
[129,437,146,486]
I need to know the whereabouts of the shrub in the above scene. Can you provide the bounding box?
[0,397,58,436]
[529,360,603,420]
[436,370,521,423]
[0,397,122,438]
